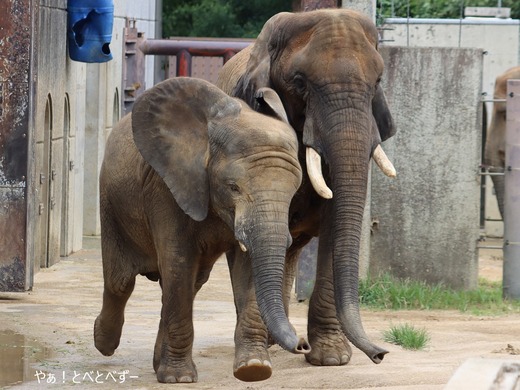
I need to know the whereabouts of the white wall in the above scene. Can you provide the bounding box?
[82,0,160,236]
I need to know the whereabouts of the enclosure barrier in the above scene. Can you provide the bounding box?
[121,19,252,115]
[138,39,251,72]
[503,80,520,300]
[476,96,505,250]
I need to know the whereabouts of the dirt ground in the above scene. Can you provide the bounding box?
[1,238,519,389]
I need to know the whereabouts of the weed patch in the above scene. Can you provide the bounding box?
[359,274,520,315]
[383,323,430,350]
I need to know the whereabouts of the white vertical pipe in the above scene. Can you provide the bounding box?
[503,79,520,300]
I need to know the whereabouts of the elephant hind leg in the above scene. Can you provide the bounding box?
[94,219,139,357]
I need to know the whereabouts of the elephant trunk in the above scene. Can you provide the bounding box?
[325,128,388,364]
[236,201,310,355]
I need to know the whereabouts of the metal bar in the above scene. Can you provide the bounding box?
[139,39,252,57]
[477,246,503,250]
[479,171,505,176]
[503,79,520,300]
[482,99,507,103]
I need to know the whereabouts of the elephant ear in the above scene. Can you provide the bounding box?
[255,87,290,124]
[372,84,396,142]
[132,77,241,221]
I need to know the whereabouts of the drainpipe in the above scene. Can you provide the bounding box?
[503,79,520,300]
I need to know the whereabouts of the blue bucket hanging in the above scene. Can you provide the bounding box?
[67,0,114,63]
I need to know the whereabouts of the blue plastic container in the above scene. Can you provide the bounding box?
[67,0,114,63]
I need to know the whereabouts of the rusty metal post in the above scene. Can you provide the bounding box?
[503,80,520,300]
[122,19,146,116]
[341,0,376,19]
[176,50,192,77]
[297,0,338,11]
[0,0,37,291]
[223,50,236,63]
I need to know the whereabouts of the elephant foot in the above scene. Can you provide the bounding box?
[233,346,272,382]
[93,315,122,356]
[156,360,198,383]
[305,329,352,366]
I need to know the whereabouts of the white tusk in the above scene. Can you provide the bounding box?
[306,147,333,199]
[239,242,247,252]
[373,145,396,178]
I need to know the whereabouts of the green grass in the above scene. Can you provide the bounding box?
[382,323,430,350]
[359,274,520,315]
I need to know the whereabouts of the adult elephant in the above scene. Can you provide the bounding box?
[94,77,309,383]
[484,65,520,219]
[217,8,397,381]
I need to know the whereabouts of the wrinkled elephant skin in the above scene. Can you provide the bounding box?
[217,9,397,372]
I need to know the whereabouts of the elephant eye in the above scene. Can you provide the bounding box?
[293,74,306,94]
[228,182,240,193]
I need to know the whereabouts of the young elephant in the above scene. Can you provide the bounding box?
[94,77,308,383]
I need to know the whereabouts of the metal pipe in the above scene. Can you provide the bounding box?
[503,80,520,300]
[479,171,505,176]
[482,99,507,103]
[477,246,503,250]
[138,38,252,57]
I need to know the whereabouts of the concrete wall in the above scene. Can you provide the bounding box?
[380,17,520,238]
[370,47,483,289]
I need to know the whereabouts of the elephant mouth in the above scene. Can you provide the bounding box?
[305,145,396,199]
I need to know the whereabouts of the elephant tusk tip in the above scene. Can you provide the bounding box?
[306,147,333,200]
[239,242,247,252]
[373,145,397,178]
[322,189,333,199]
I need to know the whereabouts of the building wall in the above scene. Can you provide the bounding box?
[83,0,160,236]
[380,17,520,238]
[34,0,81,271]
[25,0,160,287]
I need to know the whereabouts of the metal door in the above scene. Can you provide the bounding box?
[36,95,63,269]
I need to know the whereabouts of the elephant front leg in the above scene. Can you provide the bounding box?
[155,260,198,383]
[306,212,352,366]
[227,247,272,382]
